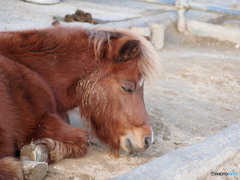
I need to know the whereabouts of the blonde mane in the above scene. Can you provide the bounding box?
[87,27,161,79]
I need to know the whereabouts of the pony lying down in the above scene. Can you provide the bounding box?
[0,26,159,179]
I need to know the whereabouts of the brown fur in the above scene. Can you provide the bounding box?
[0,157,23,180]
[0,26,159,178]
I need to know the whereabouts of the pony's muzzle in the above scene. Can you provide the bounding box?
[120,128,153,154]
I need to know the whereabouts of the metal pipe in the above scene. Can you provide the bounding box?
[138,0,175,6]
[138,0,240,16]
[189,2,240,16]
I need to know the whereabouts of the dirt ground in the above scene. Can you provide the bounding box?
[43,23,240,179]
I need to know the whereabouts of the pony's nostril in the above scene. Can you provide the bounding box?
[144,137,151,149]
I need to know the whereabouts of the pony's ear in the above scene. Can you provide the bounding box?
[113,40,140,63]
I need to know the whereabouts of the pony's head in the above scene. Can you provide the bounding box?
[77,28,160,156]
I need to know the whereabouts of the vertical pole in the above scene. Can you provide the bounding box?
[176,0,188,32]
[150,24,165,50]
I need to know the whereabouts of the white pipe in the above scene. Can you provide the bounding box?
[139,0,240,16]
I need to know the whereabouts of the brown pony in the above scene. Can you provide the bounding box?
[0,26,159,179]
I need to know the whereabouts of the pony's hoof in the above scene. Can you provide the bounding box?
[20,143,49,162]
[21,157,48,180]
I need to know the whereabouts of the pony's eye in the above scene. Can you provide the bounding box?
[121,81,135,93]
[121,86,133,93]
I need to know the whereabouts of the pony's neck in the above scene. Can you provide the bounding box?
[0,27,98,111]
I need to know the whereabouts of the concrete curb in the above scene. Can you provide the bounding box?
[187,20,240,46]
[113,122,240,180]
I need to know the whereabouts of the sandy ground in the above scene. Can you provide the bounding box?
[0,0,240,179]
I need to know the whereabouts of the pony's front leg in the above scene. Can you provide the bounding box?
[32,114,89,163]
[34,137,88,163]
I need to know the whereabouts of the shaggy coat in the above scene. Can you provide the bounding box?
[0,26,159,179]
